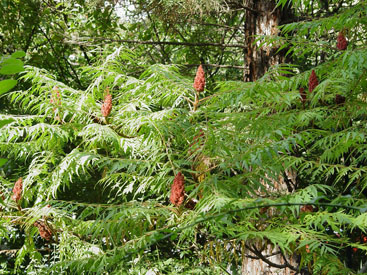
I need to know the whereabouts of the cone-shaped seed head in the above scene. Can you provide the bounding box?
[101,94,112,117]
[193,65,205,92]
[11,178,22,202]
[170,172,185,206]
[34,221,53,241]
[337,32,348,51]
[308,70,319,93]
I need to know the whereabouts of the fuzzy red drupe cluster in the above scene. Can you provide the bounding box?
[101,93,112,118]
[170,172,185,206]
[34,221,53,241]
[11,178,23,202]
[308,70,319,93]
[193,65,205,93]
[337,32,348,51]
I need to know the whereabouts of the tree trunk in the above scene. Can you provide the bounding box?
[243,0,290,81]
[241,170,299,274]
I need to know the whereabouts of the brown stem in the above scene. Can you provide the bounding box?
[64,38,246,49]
[184,63,245,69]
[193,92,199,111]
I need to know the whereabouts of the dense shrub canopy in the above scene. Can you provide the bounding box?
[2,0,367,274]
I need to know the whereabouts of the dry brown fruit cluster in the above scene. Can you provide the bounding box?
[300,204,314,213]
[193,65,205,93]
[101,93,112,118]
[299,87,307,103]
[308,70,319,93]
[185,198,196,210]
[337,32,348,51]
[170,172,185,206]
[335,94,346,105]
[34,221,53,241]
[11,178,22,202]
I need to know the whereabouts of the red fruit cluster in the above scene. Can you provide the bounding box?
[34,221,53,241]
[101,93,112,118]
[50,86,61,106]
[193,65,205,93]
[335,94,346,105]
[337,32,348,51]
[308,70,319,93]
[351,234,367,253]
[299,87,307,103]
[11,178,22,202]
[170,172,185,206]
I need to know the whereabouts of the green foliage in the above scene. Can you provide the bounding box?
[2,0,367,274]
[0,0,122,88]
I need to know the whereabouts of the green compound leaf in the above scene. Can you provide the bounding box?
[0,79,17,95]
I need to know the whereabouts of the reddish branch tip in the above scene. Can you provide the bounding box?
[11,178,22,202]
[34,221,53,241]
[299,87,306,103]
[308,70,319,93]
[50,86,61,106]
[193,65,205,93]
[101,93,112,118]
[337,32,348,51]
[170,172,185,206]
[189,129,205,155]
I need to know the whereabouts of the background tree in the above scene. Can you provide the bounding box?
[0,0,122,88]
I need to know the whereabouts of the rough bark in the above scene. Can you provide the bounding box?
[240,170,298,275]
[243,0,291,81]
